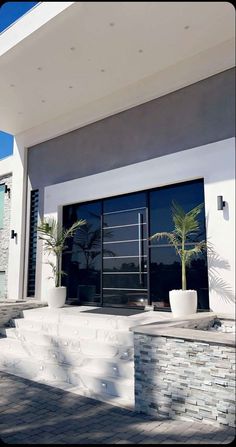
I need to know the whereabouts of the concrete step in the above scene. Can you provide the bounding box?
[0,338,133,374]
[14,318,134,345]
[4,328,133,359]
[21,307,160,331]
[0,306,170,409]
[0,350,134,403]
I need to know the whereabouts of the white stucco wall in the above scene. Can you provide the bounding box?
[41,137,235,316]
[6,137,28,300]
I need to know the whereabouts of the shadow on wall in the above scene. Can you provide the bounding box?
[207,240,235,306]
[205,211,235,307]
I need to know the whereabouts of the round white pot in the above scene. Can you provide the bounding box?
[47,287,67,309]
[169,289,197,318]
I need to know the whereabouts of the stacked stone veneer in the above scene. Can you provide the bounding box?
[0,174,12,300]
[0,301,47,336]
[134,333,235,428]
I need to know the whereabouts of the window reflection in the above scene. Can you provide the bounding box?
[149,179,206,245]
[62,201,102,304]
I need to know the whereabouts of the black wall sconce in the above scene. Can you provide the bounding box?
[11,230,17,239]
[217,196,226,210]
[5,185,10,195]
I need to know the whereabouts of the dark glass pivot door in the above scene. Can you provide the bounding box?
[102,194,148,307]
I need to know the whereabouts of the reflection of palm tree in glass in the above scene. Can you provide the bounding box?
[71,221,114,269]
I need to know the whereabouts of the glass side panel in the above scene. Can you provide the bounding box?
[0,185,4,228]
[149,179,206,245]
[62,200,102,304]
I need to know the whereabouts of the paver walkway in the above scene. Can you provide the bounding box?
[0,372,235,444]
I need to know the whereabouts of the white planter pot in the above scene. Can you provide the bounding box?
[169,289,197,318]
[47,287,67,308]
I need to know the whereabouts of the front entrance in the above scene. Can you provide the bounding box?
[62,179,209,310]
[102,196,148,307]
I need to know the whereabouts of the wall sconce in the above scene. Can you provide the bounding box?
[5,185,10,195]
[11,230,17,239]
[217,196,226,210]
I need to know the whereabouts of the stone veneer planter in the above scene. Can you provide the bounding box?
[131,313,235,428]
[0,301,47,336]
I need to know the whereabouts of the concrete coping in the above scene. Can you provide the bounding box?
[0,300,47,307]
[130,312,235,347]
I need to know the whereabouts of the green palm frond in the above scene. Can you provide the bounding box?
[150,231,181,255]
[172,201,203,238]
[150,200,206,290]
[185,241,206,266]
[38,217,86,287]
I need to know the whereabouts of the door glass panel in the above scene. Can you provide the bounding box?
[103,240,147,257]
[102,199,148,307]
[104,210,147,228]
[103,223,147,242]
[104,192,146,213]
[103,290,147,307]
[103,273,147,289]
[103,257,147,273]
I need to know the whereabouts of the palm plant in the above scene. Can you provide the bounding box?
[150,201,206,290]
[37,217,86,287]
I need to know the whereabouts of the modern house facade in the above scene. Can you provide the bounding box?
[0,2,235,315]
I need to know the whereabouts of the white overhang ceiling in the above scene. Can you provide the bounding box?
[0,1,235,139]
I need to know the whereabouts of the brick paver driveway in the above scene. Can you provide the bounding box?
[0,372,234,444]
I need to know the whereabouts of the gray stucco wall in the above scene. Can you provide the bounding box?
[28,68,235,208]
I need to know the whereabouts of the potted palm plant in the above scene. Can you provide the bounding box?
[37,217,86,308]
[150,201,206,317]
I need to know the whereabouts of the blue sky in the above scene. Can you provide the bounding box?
[0,2,38,160]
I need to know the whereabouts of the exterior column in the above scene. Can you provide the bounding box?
[7,136,27,300]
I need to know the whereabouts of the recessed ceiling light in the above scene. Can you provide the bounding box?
[100,68,105,73]
[70,46,76,51]
[184,25,190,30]
[10,84,15,87]
[138,49,143,53]
[41,99,46,103]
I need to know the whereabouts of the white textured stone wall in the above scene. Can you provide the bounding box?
[0,174,12,300]
[134,333,236,428]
